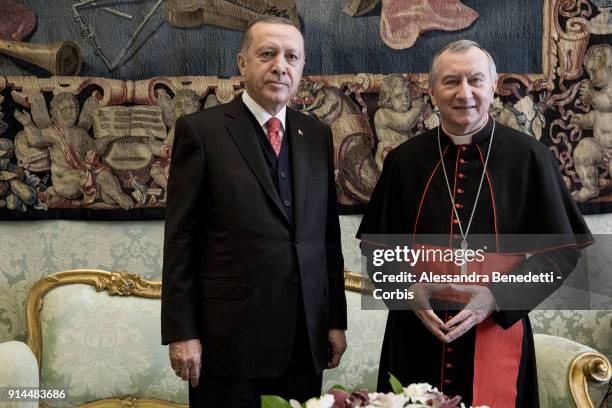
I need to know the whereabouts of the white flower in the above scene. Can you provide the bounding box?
[403,383,435,402]
[305,394,335,408]
[366,392,411,408]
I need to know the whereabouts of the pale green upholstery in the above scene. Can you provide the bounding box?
[38,284,187,407]
[0,341,38,408]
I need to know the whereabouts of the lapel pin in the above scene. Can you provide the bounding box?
[298,129,304,136]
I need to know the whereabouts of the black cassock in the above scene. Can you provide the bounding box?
[357,118,592,408]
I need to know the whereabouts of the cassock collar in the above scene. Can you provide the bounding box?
[440,115,495,147]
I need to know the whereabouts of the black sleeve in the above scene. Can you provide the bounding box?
[161,117,205,345]
[325,125,347,330]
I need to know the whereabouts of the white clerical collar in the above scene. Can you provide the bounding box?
[242,91,287,132]
[441,117,489,145]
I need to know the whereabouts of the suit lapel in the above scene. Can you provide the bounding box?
[225,99,290,225]
[288,109,308,232]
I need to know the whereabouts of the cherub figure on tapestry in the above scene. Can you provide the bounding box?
[374,74,425,171]
[571,44,612,202]
[14,92,134,209]
[148,88,201,200]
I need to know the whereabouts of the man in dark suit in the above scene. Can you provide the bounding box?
[161,16,347,407]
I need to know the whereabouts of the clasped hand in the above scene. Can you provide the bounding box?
[410,283,497,343]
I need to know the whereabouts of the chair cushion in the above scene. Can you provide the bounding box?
[0,340,39,408]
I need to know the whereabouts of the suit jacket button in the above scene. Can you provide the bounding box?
[280,171,287,179]
[283,199,291,207]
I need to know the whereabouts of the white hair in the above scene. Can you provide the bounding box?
[428,40,497,88]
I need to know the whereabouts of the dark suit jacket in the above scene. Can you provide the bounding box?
[161,97,347,378]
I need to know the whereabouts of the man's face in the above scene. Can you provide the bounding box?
[430,47,496,135]
[237,22,305,115]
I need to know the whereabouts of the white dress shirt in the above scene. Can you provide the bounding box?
[242,91,287,141]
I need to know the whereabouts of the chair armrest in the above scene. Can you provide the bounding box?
[0,341,39,408]
[534,334,611,408]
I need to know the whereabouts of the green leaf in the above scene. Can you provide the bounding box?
[388,372,404,394]
[329,384,350,392]
[261,395,292,408]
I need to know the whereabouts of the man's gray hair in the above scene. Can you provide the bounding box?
[428,40,497,88]
[239,16,301,53]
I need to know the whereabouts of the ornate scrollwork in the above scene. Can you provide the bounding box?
[554,0,592,80]
[569,352,612,407]
[119,397,137,408]
[96,271,156,296]
[344,269,374,294]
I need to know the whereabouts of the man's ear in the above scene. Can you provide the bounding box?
[429,88,437,107]
[237,53,246,76]
[236,52,246,76]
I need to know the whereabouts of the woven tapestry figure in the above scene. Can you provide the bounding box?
[14,92,134,209]
[571,44,612,201]
[374,74,426,171]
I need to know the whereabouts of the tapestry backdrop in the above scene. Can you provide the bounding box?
[0,0,609,219]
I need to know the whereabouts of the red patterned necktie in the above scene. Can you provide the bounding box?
[266,117,282,157]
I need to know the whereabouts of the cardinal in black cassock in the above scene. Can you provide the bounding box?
[357,41,592,408]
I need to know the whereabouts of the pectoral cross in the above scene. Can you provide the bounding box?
[461,239,468,275]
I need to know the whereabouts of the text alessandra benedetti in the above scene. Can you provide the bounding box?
[371,271,560,283]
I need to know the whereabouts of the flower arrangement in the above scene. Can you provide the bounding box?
[261,374,489,408]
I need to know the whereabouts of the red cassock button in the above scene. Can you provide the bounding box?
[455,203,463,208]
[457,188,464,194]
[444,379,453,384]
[452,219,459,224]
[445,363,454,368]
[461,146,468,151]
[458,173,466,179]
[446,347,454,353]
[459,159,467,164]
